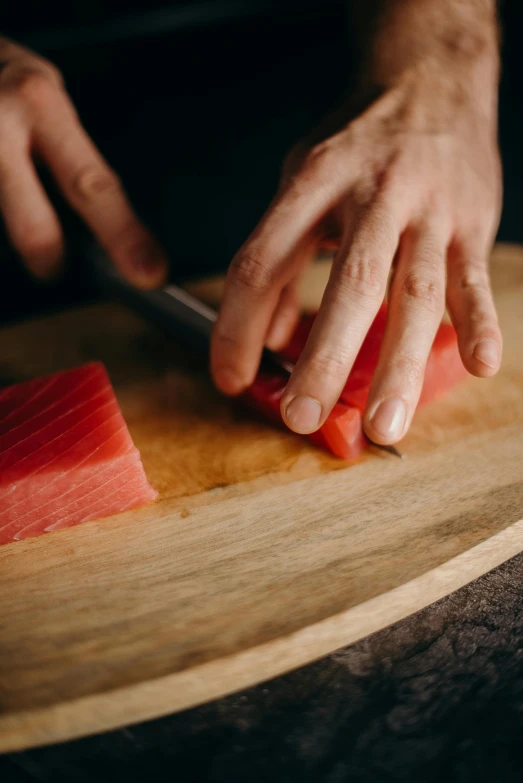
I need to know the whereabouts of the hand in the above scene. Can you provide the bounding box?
[0,38,167,287]
[211,47,502,445]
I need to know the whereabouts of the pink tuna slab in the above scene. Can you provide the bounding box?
[0,362,157,545]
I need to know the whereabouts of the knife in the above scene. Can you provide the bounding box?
[89,247,402,458]
[89,247,294,376]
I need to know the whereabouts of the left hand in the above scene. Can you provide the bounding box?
[211,55,502,445]
[0,37,167,288]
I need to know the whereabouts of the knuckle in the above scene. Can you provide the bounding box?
[282,141,342,203]
[306,348,350,379]
[458,268,491,296]
[335,254,385,301]
[9,68,57,107]
[42,61,64,87]
[299,140,341,183]
[282,139,308,180]
[213,330,241,350]
[361,202,396,236]
[401,272,444,312]
[459,286,497,329]
[467,310,494,330]
[213,328,238,346]
[212,329,245,363]
[467,216,493,240]
[303,140,334,169]
[71,165,121,203]
[229,247,274,292]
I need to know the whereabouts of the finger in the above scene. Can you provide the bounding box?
[265,280,301,351]
[280,199,401,434]
[211,148,348,395]
[363,223,448,445]
[0,138,63,278]
[32,88,167,289]
[446,237,502,377]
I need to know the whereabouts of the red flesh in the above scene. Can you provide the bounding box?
[246,375,365,460]
[246,303,467,459]
[0,363,157,546]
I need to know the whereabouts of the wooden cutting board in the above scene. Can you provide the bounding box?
[1,244,523,753]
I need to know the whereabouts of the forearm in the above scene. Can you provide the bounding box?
[350,0,500,121]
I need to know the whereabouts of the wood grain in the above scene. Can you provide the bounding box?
[0,244,522,752]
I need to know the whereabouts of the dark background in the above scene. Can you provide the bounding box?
[2,2,523,781]
[0,0,349,325]
[1,1,523,324]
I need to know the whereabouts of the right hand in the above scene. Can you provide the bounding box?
[0,37,167,287]
[211,39,501,445]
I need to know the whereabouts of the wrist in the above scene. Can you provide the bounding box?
[354,0,500,125]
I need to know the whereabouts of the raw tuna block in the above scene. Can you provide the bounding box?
[0,362,157,546]
[246,374,365,460]
[246,303,468,459]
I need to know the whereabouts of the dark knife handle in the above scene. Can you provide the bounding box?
[90,247,293,374]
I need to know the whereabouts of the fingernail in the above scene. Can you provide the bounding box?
[30,257,63,281]
[284,395,322,433]
[473,339,499,370]
[131,243,166,284]
[28,246,65,281]
[370,398,406,440]
[214,367,246,396]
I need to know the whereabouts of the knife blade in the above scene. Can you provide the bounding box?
[90,247,294,376]
[90,247,403,458]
